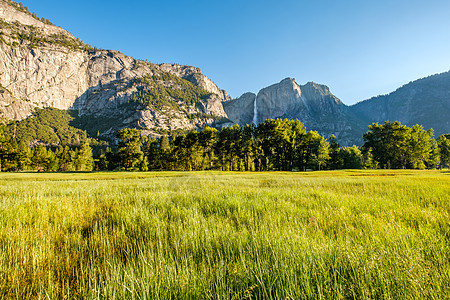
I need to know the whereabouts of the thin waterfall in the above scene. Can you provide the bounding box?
[252,96,258,124]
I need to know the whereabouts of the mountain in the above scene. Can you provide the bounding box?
[350,71,450,138]
[1,0,448,146]
[224,78,367,145]
[0,0,231,140]
[226,73,450,145]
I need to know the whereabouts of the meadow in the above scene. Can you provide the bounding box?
[0,170,448,299]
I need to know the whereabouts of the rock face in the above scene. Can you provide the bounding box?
[0,0,229,137]
[222,92,256,126]
[225,78,366,145]
[350,71,450,137]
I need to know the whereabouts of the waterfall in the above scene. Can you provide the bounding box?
[252,96,258,124]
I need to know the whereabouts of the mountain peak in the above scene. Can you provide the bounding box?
[302,81,332,96]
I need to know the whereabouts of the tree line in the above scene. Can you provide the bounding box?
[0,119,449,172]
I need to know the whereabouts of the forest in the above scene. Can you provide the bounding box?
[0,117,449,172]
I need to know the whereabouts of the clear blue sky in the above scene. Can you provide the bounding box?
[20,0,450,104]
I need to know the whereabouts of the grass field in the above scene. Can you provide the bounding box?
[0,170,448,299]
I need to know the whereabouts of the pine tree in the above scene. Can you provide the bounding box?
[117,129,144,171]
[31,145,48,172]
[437,135,450,168]
[317,137,330,170]
[0,135,19,171]
[76,141,94,171]
[16,141,31,171]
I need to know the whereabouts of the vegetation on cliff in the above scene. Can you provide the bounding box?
[0,11,93,51]
[131,71,212,110]
[3,0,53,24]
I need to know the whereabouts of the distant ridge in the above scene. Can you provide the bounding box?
[350,71,450,138]
[225,71,450,145]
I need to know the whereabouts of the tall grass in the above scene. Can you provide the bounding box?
[0,170,448,299]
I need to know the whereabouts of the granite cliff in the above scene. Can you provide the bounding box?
[0,0,230,138]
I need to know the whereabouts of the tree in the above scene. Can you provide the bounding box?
[340,146,363,169]
[216,125,242,171]
[299,130,323,170]
[31,145,48,171]
[143,137,161,170]
[437,134,450,168]
[0,135,18,171]
[317,138,330,170]
[362,121,434,169]
[117,129,144,171]
[160,135,170,152]
[58,146,74,171]
[241,124,255,171]
[75,141,94,171]
[363,148,378,169]
[140,156,149,171]
[16,141,31,171]
[406,125,433,169]
[46,148,59,171]
[328,135,343,169]
[198,126,218,170]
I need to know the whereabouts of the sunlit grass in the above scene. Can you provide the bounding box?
[0,170,448,299]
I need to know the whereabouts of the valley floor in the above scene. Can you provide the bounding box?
[0,170,449,299]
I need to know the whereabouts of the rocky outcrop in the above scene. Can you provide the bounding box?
[0,86,34,120]
[222,92,256,126]
[159,63,231,102]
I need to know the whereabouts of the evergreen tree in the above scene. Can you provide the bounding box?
[317,137,330,170]
[143,137,161,170]
[104,147,118,170]
[31,145,48,172]
[328,135,343,169]
[16,141,31,171]
[59,146,74,171]
[117,129,144,171]
[46,149,59,171]
[139,156,149,171]
[198,126,217,170]
[160,135,170,152]
[0,135,19,171]
[159,135,171,170]
[437,134,450,168]
[241,124,255,171]
[76,141,94,171]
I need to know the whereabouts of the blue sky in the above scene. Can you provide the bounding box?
[20,0,450,104]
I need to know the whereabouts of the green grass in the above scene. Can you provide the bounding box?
[0,170,448,299]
